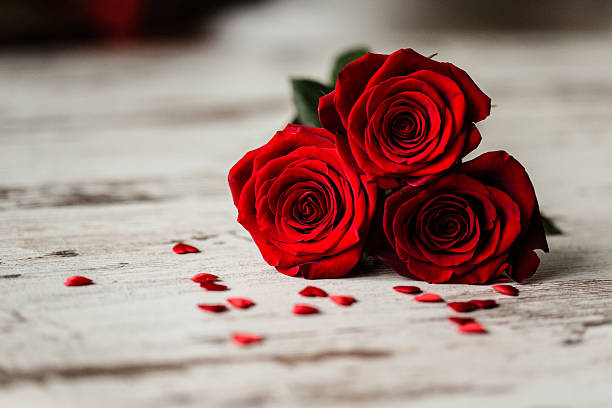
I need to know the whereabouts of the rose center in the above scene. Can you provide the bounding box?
[294,191,325,225]
[416,195,481,252]
[388,110,428,150]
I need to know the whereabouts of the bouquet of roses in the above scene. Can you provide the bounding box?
[228,47,550,284]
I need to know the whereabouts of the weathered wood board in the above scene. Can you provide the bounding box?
[1,1,611,407]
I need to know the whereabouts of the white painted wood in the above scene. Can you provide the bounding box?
[1,1,611,407]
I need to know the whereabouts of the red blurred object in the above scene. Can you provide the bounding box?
[0,0,258,45]
[83,0,146,37]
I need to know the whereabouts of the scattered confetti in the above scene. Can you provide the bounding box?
[492,284,519,296]
[329,295,357,306]
[393,285,422,294]
[414,293,444,302]
[448,316,475,325]
[227,297,255,309]
[292,304,320,315]
[233,332,263,346]
[447,301,478,313]
[299,286,328,297]
[200,281,228,291]
[197,304,228,313]
[468,299,498,309]
[173,242,200,254]
[191,273,218,283]
[64,276,93,286]
[457,321,487,334]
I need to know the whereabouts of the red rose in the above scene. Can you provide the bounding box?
[228,125,377,279]
[374,151,548,284]
[319,48,491,188]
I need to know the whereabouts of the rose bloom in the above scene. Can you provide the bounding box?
[373,151,548,284]
[228,125,377,279]
[319,48,491,188]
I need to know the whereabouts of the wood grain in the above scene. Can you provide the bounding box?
[1,1,611,407]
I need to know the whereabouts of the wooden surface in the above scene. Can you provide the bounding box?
[1,1,611,407]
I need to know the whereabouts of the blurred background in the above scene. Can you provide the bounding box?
[1,0,612,44]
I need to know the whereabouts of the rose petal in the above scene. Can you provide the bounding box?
[447,301,478,313]
[299,286,328,297]
[414,293,444,302]
[173,242,199,254]
[227,297,255,309]
[468,299,498,309]
[232,332,263,346]
[492,284,519,296]
[393,285,422,294]
[329,295,357,306]
[292,304,320,315]
[183,244,199,253]
[457,321,487,334]
[64,276,93,286]
[173,243,187,254]
[448,316,475,325]
[197,304,228,313]
[191,273,218,283]
[200,281,228,291]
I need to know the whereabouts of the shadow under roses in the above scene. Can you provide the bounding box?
[524,243,589,284]
[346,256,397,279]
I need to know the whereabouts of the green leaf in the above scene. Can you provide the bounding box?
[330,46,370,86]
[541,213,563,235]
[290,78,332,127]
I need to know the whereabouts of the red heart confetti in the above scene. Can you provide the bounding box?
[232,332,263,346]
[227,297,255,309]
[457,321,487,334]
[191,273,218,283]
[173,242,200,254]
[468,299,498,309]
[414,293,444,302]
[299,286,328,297]
[292,304,320,315]
[492,284,519,296]
[200,281,228,291]
[448,316,475,325]
[447,301,478,313]
[197,304,228,313]
[64,276,93,286]
[393,285,422,294]
[329,295,357,306]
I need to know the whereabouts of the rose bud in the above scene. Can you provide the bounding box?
[372,151,548,284]
[228,124,377,279]
[319,48,490,188]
